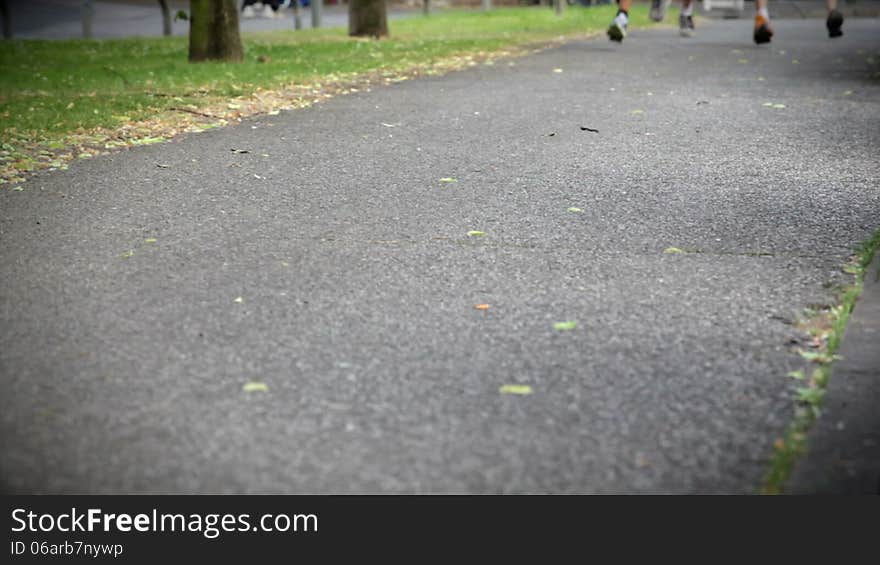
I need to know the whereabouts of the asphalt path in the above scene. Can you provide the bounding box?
[1,18,878,493]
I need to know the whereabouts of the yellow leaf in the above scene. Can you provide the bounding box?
[499,384,533,395]
[242,382,268,392]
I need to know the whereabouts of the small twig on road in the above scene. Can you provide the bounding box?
[170,106,221,119]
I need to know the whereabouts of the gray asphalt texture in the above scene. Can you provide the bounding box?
[1,18,879,494]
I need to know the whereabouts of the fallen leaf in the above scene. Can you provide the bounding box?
[567,207,583,213]
[499,384,533,395]
[228,103,242,110]
[121,250,134,259]
[242,382,268,392]
[467,230,485,237]
[11,186,23,192]
[787,370,805,380]
[380,122,399,128]
[553,68,563,73]
[630,109,644,115]
[156,163,170,169]
[773,438,785,450]
[439,177,457,183]
[772,104,786,109]
[843,90,853,96]
[131,137,164,146]
[233,296,244,304]
[144,237,157,244]
[474,304,491,310]
[663,247,685,254]
[738,58,749,64]
[553,321,577,331]
[230,148,249,154]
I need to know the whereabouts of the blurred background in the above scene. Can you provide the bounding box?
[3,0,879,40]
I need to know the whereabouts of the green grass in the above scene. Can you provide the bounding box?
[0,7,652,141]
[763,229,880,494]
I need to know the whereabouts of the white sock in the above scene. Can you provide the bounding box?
[757,7,770,19]
[682,3,693,16]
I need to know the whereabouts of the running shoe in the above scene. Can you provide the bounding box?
[608,12,628,43]
[753,15,774,45]
[827,9,844,38]
[679,14,695,37]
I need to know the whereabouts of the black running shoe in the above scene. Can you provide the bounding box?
[827,9,844,38]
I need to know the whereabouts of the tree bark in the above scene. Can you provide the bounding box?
[292,0,302,30]
[1,0,11,40]
[348,0,387,38]
[82,0,94,38]
[482,0,491,12]
[188,0,243,63]
[311,0,322,29]
[158,0,172,36]
[423,0,430,16]
[554,0,563,16]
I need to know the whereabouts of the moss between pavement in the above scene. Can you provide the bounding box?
[763,229,880,494]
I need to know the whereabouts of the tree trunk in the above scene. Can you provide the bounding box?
[158,0,172,36]
[311,0,322,28]
[423,0,430,16]
[348,0,387,38]
[292,0,302,30]
[189,0,243,63]
[554,0,563,16]
[82,0,94,38]
[1,0,11,40]
[482,0,491,12]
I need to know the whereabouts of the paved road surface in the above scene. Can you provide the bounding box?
[1,18,878,493]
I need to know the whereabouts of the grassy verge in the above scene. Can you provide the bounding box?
[763,229,880,494]
[0,6,655,187]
